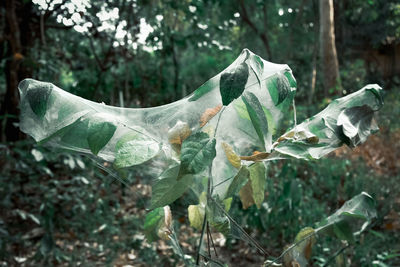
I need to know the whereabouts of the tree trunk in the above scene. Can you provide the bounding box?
[319,0,341,96]
[1,0,23,142]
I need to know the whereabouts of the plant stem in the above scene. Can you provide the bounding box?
[196,212,207,265]
[209,223,219,257]
[207,222,211,257]
[196,106,225,265]
[322,244,350,267]
[212,198,269,256]
[213,106,225,138]
[265,224,331,266]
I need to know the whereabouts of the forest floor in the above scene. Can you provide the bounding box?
[1,128,399,266]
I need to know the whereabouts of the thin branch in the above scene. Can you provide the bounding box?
[322,244,350,267]
[206,222,211,257]
[86,33,104,71]
[209,225,219,257]
[199,253,225,267]
[195,213,208,265]
[265,224,332,267]
[40,13,46,46]
[212,198,269,257]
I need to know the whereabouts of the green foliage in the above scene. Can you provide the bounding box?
[207,199,231,236]
[220,61,249,106]
[87,116,117,155]
[274,192,377,266]
[225,166,249,198]
[151,166,194,209]
[274,85,383,159]
[144,207,166,242]
[114,132,160,169]
[26,82,53,118]
[189,78,219,102]
[267,73,292,106]
[180,132,216,175]
[242,92,270,148]
[2,0,399,265]
[0,141,167,265]
[317,192,377,242]
[17,49,386,266]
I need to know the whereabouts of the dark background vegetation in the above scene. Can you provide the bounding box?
[0,0,399,266]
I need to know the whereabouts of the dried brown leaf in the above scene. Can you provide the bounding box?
[168,120,191,145]
[199,104,222,127]
[240,151,270,161]
[239,181,255,209]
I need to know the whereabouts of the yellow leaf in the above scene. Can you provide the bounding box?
[168,120,191,145]
[294,227,316,260]
[277,130,295,142]
[240,151,270,161]
[223,197,233,212]
[221,142,241,169]
[283,227,316,266]
[199,104,222,127]
[188,204,205,230]
[277,129,319,144]
[239,181,255,209]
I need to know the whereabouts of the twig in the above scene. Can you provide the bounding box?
[213,106,226,138]
[212,198,269,256]
[199,253,225,267]
[207,222,211,257]
[265,224,331,267]
[196,107,225,264]
[322,244,350,267]
[209,224,219,257]
[195,213,207,265]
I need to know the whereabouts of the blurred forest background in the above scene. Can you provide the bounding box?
[1,0,400,266]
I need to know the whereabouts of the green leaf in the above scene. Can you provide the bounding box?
[180,132,216,174]
[337,105,377,147]
[284,70,297,88]
[266,72,291,106]
[114,132,159,169]
[151,165,194,209]
[188,77,218,102]
[60,119,90,149]
[188,204,205,230]
[87,114,117,155]
[233,99,276,138]
[144,207,164,242]
[207,198,230,236]
[225,166,249,198]
[333,221,355,243]
[220,62,249,106]
[223,197,233,212]
[248,53,264,86]
[26,82,53,118]
[238,163,266,209]
[248,162,266,209]
[242,92,270,149]
[317,192,377,242]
